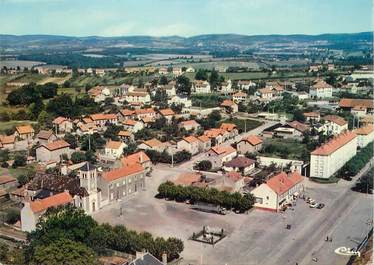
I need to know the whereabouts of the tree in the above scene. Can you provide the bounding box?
[85,150,97,164]
[71,152,86,164]
[0,241,9,262]
[4,208,20,224]
[12,154,27,168]
[159,75,168,85]
[194,160,212,171]
[293,110,306,122]
[195,69,208,81]
[176,76,191,96]
[30,239,98,265]
[64,133,78,149]
[46,94,75,117]
[103,124,123,141]
[209,68,220,88]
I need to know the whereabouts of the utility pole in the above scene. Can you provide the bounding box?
[88,133,91,151]
[171,151,174,168]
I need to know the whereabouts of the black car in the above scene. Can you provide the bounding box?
[316,203,325,209]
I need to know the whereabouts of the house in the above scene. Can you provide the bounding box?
[339,98,374,114]
[118,130,134,143]
[309,79,333,98]
[99,164,145,202]
[204,128,228,146]
[206,145,237,168]
[76,123,98,135]
[125,91,151,104]
[158,67,168,75]
[303,112,321,123]
[104,140,126,160]
[220,100,238,113]
[237,135,263,154]
[158,108,175,123]
[251,171,304,212]
[238,80,256,90]
[221,171,246,192]
[21,191,73,232]
[138,138,165,153]
[192,80,211,94]
[36,140,71,162]
[163,82,177,97]
[172,67,183,76]
[52,117,73,133]
[257,87,274,100]
[310,131,357,179]
[309,65,322,72]
[232,91,247,103]
[0,175,17,189]
[220,123,239,138]
[15,125,34,141]
[121,151,152,173]
[219,80,233,94]
[322,115,348,135]
[88,86,111,102]
[0,135,16,150]
[89,114,118,127]
[168,95,192,107]
[273,121,309,139]
[353,125,374,148]
[177,136,200,155]
[179,120,201,131]
[222,156,255,175]
[122,119,144,133]
[117,109,135,122]
[36,130,57,145]
[351,105,368,117]
[197,135,211,152]
[134,108,157,120]
[129,251,165,265]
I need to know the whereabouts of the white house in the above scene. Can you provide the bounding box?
[219,80,232,94]
[309,79,333,98]
[122,119,144,133]
[104,140,126,160]
[238,80,256,90]
[192,80,211,94]
[168,95,192,107]
[322,115,348,135]
[177,136,200,155]
[251,171,304,212]
[232,91,247,104]
[205,145,237,168]
[125,92,151,104]
[310,131,357,179]
[21,191,73,232]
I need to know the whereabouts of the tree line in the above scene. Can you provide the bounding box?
[9,205,184,265]
[157,181,255,213]
[145,149,192,164]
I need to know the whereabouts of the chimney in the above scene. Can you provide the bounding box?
[162,252,167,265]
[140,152,143,163]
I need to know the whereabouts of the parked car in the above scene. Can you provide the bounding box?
[309,202,319,208]
[317,203,325,209]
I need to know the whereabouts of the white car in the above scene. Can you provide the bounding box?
[310,202,319,208]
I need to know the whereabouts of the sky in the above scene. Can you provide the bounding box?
[0,0,372,37]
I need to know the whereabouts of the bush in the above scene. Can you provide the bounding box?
[145,150,191,164]
[70,151,86,164]
[157,181,255,213]
[12,154,27,168]
[5,208,20,224]
[194,160,212,171]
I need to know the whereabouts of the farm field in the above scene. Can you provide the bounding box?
[0,120,35,133]
[220,118,263,132]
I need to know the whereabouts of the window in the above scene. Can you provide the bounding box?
[255,197,263,204]
[266,196,269,200]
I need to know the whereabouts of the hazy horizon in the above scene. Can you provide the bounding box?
[0,0,372,37]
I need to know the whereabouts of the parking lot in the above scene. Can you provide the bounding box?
[93,163,373,265]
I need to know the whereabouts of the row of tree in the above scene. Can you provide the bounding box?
[339,141,373,179]
[157,181,255,213]
[20,205,183,264]
[145,149,192,164]
[7,82,58,106]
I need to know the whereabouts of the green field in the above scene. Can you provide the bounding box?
[220,118,263,132]
[261,138,307,160]
[0,120,35,133]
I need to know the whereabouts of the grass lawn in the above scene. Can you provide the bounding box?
[11,73,47,84]
[0,120,35,133]
[220,118,263,132]
[261,138,307,161]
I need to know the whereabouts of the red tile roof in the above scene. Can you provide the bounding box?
[121,151,150,167]
[339,98,374,109]
[323,115,347,126]
[198,135,210,143]
[174,172,202,186]
[105,140,123,150]
[16,125,34,134]
[226,171,242,182]
[220,100,236,107]
[0,135,15,145]
[142,138,163,148]
[210,145,236,155]
[102,164,144,182]
[118,130,131,137]
[242,135,263,146]
[204,128,226,138]
[312,79,333,89]
[303,112,320,118]
[266,171,303,195]
[90,113,117,121]
[30,191,73,213]
[135,108,155,115]
[43,140,70,151]
[287,121,310,133]
[182,136,199,144]
[179,120,200,127]
[354,125,374,135]
[122,119,138,126]
[233,91,247,97]
[53,116,68,125]
[119,109,135,116]
[311,131,357,156]
[220,123,237,132]
[159,108,175,116]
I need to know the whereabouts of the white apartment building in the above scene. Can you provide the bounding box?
[322,115,348,135]
[354,125,374,148]
[310,131,357,179]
